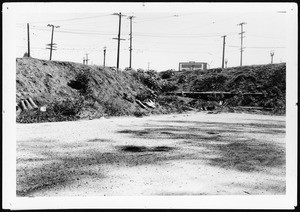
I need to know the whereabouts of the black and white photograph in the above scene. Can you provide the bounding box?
[2,2,297,210]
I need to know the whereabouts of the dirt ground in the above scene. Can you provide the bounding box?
[16,111,286,196]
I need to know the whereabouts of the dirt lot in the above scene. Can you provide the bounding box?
[16,112,286,196]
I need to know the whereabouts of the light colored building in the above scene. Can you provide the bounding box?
[178,61,208,71]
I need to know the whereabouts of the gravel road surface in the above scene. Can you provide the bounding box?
[16,112,286,196]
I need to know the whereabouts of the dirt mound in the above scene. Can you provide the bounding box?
[162,63,286,113]
[16,57,151,122]
[16,58,286,123]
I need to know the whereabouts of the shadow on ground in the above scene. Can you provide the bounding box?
[17,139,184,196]
[118,119,286,172]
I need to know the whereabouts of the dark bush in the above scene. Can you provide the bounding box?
[52,98,83,116]
[68,72,93,98]
[157,96,191,113]
[17,97,84,123]
[133,109,148,117]
[178,75,187,84]
[132,69,162,91]
[160,69,175,79]
[192,74,228,92]
[103,99,128,116]
[136,90,153,102]
[160,81,179,93]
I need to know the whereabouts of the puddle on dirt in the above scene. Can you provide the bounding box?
[206,131,219,135]
[119,145,175,153]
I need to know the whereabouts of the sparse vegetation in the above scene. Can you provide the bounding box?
[17,97,84,123]
[163,63,286,114]
[102,99,129,116]
[132,69,162,91]
[16,57,286,123]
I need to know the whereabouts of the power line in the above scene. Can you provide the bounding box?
[228,45,285,49]
[246,46,285,49]
[135,12,203,24]
[18,14,111,24]
[20,24,234,37]
[246,34,285,40]
[19,25,235,38]
[136,14,178,23]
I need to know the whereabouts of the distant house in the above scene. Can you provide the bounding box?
[179,61,208,71]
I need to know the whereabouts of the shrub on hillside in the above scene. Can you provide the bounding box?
[103,99,128,116]
[136,90,153,101]
[178,75,187,84]
[68,71,93,99]
[132,69,162,91]
[157,96,191,113]
[160,81,179,93]
[160,69,175,79]
[191,74,228,92]
[17,97,84,123]
[52,98,84,116]
[133,109,148,117]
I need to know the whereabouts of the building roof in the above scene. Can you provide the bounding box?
[179,61,207,64]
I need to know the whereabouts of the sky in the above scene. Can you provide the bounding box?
[10,3,295,71]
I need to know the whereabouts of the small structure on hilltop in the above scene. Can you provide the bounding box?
[178,61,208,71]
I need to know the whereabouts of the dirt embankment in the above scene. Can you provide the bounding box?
[162,63,286,112]
[16,58,286,123]
[16,58,155,122]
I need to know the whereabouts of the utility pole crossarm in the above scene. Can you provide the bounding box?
[47,24,60,60]
[237,22,246,66]
[112,12,127,71]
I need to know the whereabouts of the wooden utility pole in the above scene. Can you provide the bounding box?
[270,51,274,64]
[225,58,228,68]
[237,22,246,66]
[103,47,106,67]
[46,24,60,60]
[221,35,226,68]
[85,53,89,65]
[113,12,126,71]
[83,57,85,65]
[27,23,30,57]
[128,16,135,69]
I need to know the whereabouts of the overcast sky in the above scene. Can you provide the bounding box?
[10,3,295,71]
